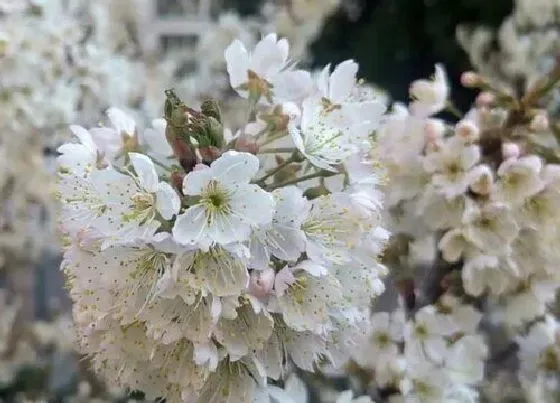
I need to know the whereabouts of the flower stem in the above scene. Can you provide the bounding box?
[445,101,463,119]
[258,131,288,147]
[151,157,173,172]
[267,170,339,190]
[258,147,296,154]
[254,156,297,185]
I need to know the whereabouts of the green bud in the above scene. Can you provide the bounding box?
[200,99,222,123]
[204,116,224,148]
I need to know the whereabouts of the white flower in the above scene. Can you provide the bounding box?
[302,193,363,265]
[409,64,449,117]
[269,261,342,334]
[354,311,403,374]
[515,186,560,233]
[404,306,457,364]
[290,97,358,171]
[225,33,312,103]
[492,155,544,204]
[444,335,488,385]
[461,201,518,252]
[517,316,560,380]
[416,188,465,230]
[462,254,516,297]
[88,107,137,162]
[423,137,480,198]
[172,151,275,250]
[57,125,102,176]
[172,245,250,298]
[58,153,179,245]
[249,186,310,269]
[316,59,386,133]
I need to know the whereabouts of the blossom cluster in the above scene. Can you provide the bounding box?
[353,295,487,402]
[57,33,388,402]
[457,0,560,95]
[358,49,560,399]
[378,64,560,326]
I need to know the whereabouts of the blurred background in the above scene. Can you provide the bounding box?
[1,0,557,401]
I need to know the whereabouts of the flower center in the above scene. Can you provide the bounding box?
[201,180,232,223]
[123,192,155,224]
[539,345,559,372]
[289,276,308,305]
[414,324,428,339]
[374,331,391,347]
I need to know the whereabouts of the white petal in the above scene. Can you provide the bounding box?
[129,152,159,193]
[210,151,260,184]
[225,39,250,89]
[172,205,208,246]
[89,127,121,158]
[70,125,97,152]
[143,119,173,156]
[317,64,332,98]
[271,70,313,102]
[329,59,358,101]
[296,260,327,277]
[182,167,212,196]
[107,107,135,137]
[155,182,180,219]
[229,184,275,226]
[250,33,284,78]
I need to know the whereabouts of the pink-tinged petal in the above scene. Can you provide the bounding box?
[274,266,295,296]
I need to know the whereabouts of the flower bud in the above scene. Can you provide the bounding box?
[460,71,481,87]
[530,112,549,132]
[199,146,222,165]
[502,142,520,160]
[170,138,198,172]
[249,268,276,298]
[475,91,494,108]
[234,135,259,155]
[455,120,480,142]
[200,99,222,123]
[170,171,185,195]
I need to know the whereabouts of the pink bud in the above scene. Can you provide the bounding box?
[502,142,520,160]
[475,91,495,108]
[530,113,549,132]
[455,120,480,142]
[249,268,276,298]
[460,71,481,87]
[424,119,445,144]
